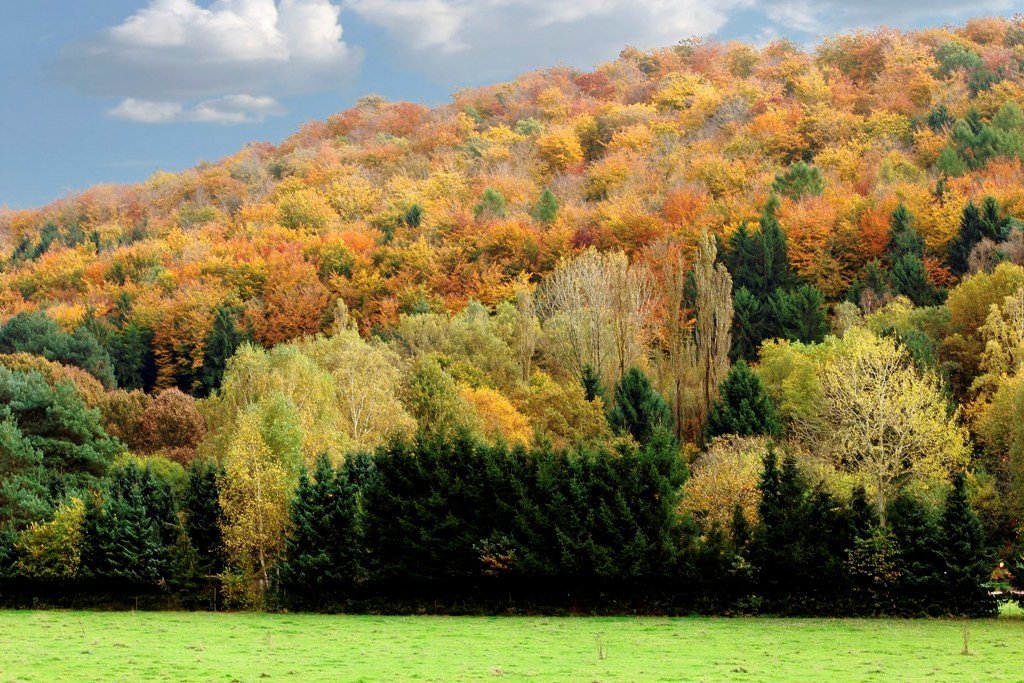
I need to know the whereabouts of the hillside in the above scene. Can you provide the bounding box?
[3,19,1024,333]
[1,17,1024,610]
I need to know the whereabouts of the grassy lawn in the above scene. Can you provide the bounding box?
[0,610,1020,682]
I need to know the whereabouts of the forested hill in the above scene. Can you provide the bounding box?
[5,18,1024,335]
[4,16,1024,610]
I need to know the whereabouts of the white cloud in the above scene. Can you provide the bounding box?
[763,0,1016,36]
[110,94,286,124]
[346,0,753,52]
[55,0,359,124]
[57,0,1022,126]
[346,0,470,52]
[109,99,184,124]
[342,0,755,85]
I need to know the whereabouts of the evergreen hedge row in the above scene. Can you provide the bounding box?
[0,435,998,616]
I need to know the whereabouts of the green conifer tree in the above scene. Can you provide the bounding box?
[703,361,781,440]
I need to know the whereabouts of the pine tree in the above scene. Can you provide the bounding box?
[730,287,763,362]
[198,305,245,397]
[888,493,945,615]
[608,368,674,446]
[703,361,781,440]
[890,254,941,306]
[768,285,827,344]
[947,200,1005,276]
[939,473,996,616]
[533,188,559,225]
[80,464,171,587]
[183,459,225,577]
[281,454,360,606]
[580,364,607,405]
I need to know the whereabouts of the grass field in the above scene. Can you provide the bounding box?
[0,610,1020,682]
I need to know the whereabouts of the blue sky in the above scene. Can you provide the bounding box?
[1,0,1020,209]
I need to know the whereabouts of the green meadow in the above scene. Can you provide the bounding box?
[0,610,1021,682]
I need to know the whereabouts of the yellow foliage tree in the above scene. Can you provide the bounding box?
[218,409,290,606]
[681,436,766,533]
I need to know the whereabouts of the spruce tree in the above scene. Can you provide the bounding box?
[281,454,360,605]
[80,464,171,587]
[703,361,781,440]
[107,324,157,392]
[888,493,945,615]
[580,365,607,405]
[939,473,996,616]
[768,285,827,344]
[751,449,812,611]
[887,204,925,260]
[848,486,876,538]
[725,223,759,293]
[198,305,245,397]
[730,287,763,362]
[754,196,792,295]
[609,368,674,446]
[948,201,986,276]
[890,254,941,306]
[183,459,225,576]
[533,188,559,225]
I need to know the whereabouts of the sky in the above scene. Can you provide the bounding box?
[1,0,1021,209]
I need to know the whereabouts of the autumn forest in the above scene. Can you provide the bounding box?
[2,16,1024,614]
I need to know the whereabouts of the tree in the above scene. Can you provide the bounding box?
[474,188,507,219]
[198,305,245,397]
[799,329,970,524]
[726,199,798,358]
[0,312,115,388]
[106,324,156,392]
[887,493,945,615]
[137,388,206,464]
[704,362,781,440]
[402,355,478,441]
[218,409,291,605]
[949,198,1007,277]
[889,254,940,306]
[201,343,348,467]
[730,287,763,361]
[690,234,734,438]
[183,459,225,577]
[750,449,812,610]
[581,365,607,405]
[772,162,824,200]
[281,454,360,605]
[513,288,540,383]
[0,367,121,532]
[299,331,415,450]
[533,187,559,225]
[80,463,176,587]
[682,436,766,533]
[939,473,996,616]
[16,497,85,580]
[768,285,827,344]
[655,234,732,441]
[609,368,673,446]
[539,248,653,387]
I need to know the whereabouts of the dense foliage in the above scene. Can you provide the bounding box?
[1,17,1023,614]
